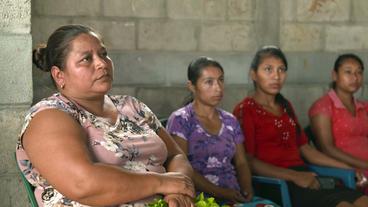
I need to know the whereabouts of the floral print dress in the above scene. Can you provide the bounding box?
[166,103,244,191]
[16,93,167,207]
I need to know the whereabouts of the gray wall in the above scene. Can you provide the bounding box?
[31,0,368,127]
[2,0,368,206]
[0,0,32,206]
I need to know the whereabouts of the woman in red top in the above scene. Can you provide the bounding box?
[233,46,368,207]
[309,54,368,192]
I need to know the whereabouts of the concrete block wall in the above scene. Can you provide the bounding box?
[0,0,366,206]
[31,0,368,128]
[0,0,32,206]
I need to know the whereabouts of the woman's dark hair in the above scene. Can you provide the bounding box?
[32,24,99,80]
[250,46,301,135]
[183,56,224,105]
[331,53,364,89]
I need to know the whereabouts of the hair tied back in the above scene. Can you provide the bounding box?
[32,44,49,72]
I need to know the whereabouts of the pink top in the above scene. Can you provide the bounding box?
[16,93,166,207]
[309,90,368,161]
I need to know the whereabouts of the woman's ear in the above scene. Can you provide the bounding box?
[187,80,195,93]
[250,70,256,82]
[332,70,337,82]
[51,66,65,89]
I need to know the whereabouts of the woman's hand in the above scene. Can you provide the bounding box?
[242,186,254,202]
[164,194,194,207]
[356,170,368,188]
[157,172,195,198]
[291,171,320,189]
[216,188,247,203]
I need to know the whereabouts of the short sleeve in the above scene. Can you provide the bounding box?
[166,108,191,141]
[222,110,244,144]
[309,95,333,118]
[233,119,244,145]
[19,95,80,144]
[233,99,256,155]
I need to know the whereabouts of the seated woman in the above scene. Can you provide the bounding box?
[233,46,368,207]
[309,54,368,191]
[166,57,277,206]
[16,24,194,207]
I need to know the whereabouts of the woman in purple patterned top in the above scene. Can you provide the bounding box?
[166,57,254,204]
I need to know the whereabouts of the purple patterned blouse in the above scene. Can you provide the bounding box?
[166,103,244,191]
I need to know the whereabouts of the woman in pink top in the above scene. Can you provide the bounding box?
[309,53,368,190]
[16,24,194,207]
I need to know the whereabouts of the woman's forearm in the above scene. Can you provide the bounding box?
[165,153,194,177]
[301,144,352,169]
[321,145,368,169]
[65,163,163,205]
[236,162,253,192]
[248,156,297,182]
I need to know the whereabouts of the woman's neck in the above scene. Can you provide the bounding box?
[252,90,277,107]
[62,93,108,116]
[192,100,217,119]
[334,88,354,105]
[334,88,355,115]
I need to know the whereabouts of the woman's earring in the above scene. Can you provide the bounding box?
[60,83,65,89]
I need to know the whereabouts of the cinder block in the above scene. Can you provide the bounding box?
[296,0,350,22]
[200,22,256,51]
[31,17,72,46]
[280,23,323,51]
[326,26,368,51]
[228,0,254,20]
[109,85,137,97]
[138,20,197,51]
[168,0,202,19]
[103,0,165,18]
[72,19,136,50]
[0,174,29,207]
[280,0,296,21]
[202,0,227,20]
[0,0,30,34]
[168,0,226,20]
[33,0,100,16]
[285,52,336,83]
[352,0,368,22]
[205,53,253,84]
[0,108,28,174]
[220,85,251,113]
[281,84,327,127]
[136,87,188,118]
[0,35,32,105]
[109,52,166,84]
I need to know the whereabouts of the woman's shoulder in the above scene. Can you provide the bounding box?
[109,94,151,114]
[168,104,192,121]
[236,96,258,110]
[233,96,257,119]
[310,91,333,110]
[29,93,80,117]
[20,93,81,138]
[109,94,138,106]
[218,108,237,121]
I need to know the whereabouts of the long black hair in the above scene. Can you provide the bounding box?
[183,56,224,105]
[250,46,301,135]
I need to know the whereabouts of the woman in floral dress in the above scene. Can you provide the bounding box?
[16,24,194,207]
[166,57,277,206]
